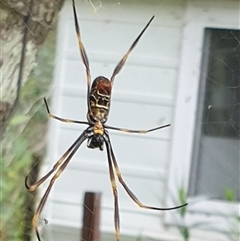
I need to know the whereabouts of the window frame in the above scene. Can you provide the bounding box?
[165,3,240,234]
[189,28,240,200]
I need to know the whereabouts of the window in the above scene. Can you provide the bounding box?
[189,29,240,201]
[166,3,240,240]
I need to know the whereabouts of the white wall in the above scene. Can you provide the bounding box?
[39,0,186,240]
[38,0,239,241]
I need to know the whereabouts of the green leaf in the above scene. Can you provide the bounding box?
[10,115,30,125]
[225,188,236,202]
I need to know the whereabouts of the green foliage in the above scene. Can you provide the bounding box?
[225,188,236,202]
[223,188,240,241]
[176,186,189,241]
[178,186,187,217]
[1,136,31,241]
[179,226,189,241]
[176,186,240,241]
[1,32,55,241]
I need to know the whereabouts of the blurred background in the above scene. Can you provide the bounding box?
[1,0,239,241]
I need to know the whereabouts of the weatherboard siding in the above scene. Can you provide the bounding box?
[42,0,184,240]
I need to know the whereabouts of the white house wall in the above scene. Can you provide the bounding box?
[166,1,240,241]
[41,0,186,240]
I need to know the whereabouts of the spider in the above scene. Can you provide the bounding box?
[25,1,188,240]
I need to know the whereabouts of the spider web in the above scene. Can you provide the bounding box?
[189,28,240,201]
[184,28,240,241]
[1,1,240,241]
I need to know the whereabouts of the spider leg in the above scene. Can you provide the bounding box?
[72,0,91,101]
[104,123,170,134]
[31,130,89,241]
[104,134,188,211]
[104,136,120,241]
[25,131,88,191]
[44,98,89,125]
[110,16,155,84]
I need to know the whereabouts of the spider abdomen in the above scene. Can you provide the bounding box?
[88,76,112,123]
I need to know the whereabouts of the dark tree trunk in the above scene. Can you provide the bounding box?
[0,0,65,138]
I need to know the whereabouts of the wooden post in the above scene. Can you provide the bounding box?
[81,192,101,241]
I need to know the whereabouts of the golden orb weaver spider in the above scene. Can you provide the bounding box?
[25,1,188,240]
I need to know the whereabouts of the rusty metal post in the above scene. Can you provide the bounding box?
[81,192,101,241]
